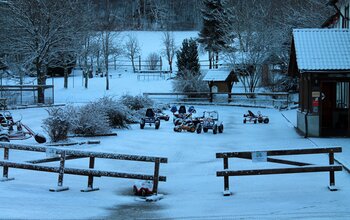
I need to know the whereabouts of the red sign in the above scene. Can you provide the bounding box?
[313,99,319,107]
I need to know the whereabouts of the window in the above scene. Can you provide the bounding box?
[336,82,349,109]
[342,5,349,29]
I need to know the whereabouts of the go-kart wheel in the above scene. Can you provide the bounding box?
[258,118,263,123]
[0,135,9,142]
[140,119,145,129]
[133,186,138,195]
[203,127,208,133]
[141,188,146,197]
[218,124,224,133]
[213,124,218,134]
[174,126,181,132]
[189,126,196,133]
[155,120,160,129]
[243,119,246,123]
[264,118,269,124]
[165,117,170,121]
[174,118,181,126]
[196,124,202,134]
[254,119,257,124]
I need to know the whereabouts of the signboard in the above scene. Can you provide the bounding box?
[312,91,320,98]
[252,151,267,162]
[46,148,57,157]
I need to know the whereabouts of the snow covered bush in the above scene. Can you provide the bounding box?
[172,70,209,93]
[42,107,74,142]
[94,96,130,128]
[147,52,159,70]
[119,94,153,111]
[71,102,110,136]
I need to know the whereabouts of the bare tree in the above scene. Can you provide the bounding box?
[162,32,176,73]
[146,52,159,70]
[124,34,141,72]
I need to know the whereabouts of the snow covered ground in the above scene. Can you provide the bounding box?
[0,31,349,219]
[1,76,350,219]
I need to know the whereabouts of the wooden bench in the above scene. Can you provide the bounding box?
[216,147,342,196]
[0,143,167,194]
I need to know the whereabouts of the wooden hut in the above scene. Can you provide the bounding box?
[203,69,238,93]
[289,28,350,137]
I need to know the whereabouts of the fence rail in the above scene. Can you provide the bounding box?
[143,92,292,107]
[0,143,167,194]
[216,147,342,196]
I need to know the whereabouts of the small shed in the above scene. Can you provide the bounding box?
[288,28,350,137]
[203,69,238,93]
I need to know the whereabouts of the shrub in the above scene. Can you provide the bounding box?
[71,102,110,136]
[95,96,130,128]
[42,107,73,142]
[172,70,209,93]
[147,52,160,70]
[119,94,153,111]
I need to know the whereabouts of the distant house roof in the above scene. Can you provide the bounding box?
[203,69,235,82]
[292,28,350,71]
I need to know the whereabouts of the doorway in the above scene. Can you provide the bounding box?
[320,81,350,136]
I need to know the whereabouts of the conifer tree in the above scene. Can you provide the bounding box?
[198,0,233,69]
[176,38,200,78]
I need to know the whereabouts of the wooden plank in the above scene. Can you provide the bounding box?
[231,154,312,166]
[216,165,343,177]
[216,147,342,158]
[0,143,168,163]
[0,160,167,182]
[26,155,86,164]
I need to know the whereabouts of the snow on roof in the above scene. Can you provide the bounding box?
[203,69,231,81]
[293,28,350,71]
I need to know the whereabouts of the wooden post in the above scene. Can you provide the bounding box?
[152,158,160,195]
[223,157,230,196]
[328,152,337,191]
[139,56,141,71]
[50,151,69,192]
[1,147,14,182]
[81,156,99,192]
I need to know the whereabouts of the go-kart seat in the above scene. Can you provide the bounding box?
[146,108,155,118]
[179,106,186,114]
[248,110,256,117]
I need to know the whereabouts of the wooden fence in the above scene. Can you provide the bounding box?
[216,147,342,196]
[143,92,291,107]
[0,143,167,194]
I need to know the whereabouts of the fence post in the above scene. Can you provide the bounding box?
[81,156,100,192]
[50,151,69,192]
[0,147,14,182]
[328,152,337,191]
[223,157,231,196]
[152,158,160,195]
[139,56,141,71]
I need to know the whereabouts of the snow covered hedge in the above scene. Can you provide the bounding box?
[43,95,156,142]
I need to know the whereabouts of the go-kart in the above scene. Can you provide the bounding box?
[201,111,223,134]
[0,111,46,143]
[243,110,269,124]
[173,118,202,133]
[153,108,170,121]
[140,108,160,129]
[171,105,196,125]
[133,180,153,196]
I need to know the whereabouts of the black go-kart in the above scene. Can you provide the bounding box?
[140,108,160,129]
[201,111,223,134]
[243,110,269,124]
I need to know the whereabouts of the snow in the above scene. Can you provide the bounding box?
[0,31,350,219]
[293,29,350,71]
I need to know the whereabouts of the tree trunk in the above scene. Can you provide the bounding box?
[169,60,173,73]
[215,52,219,69]
[64,66,68,89]
[208,51,212,69]
[131,55,135,72]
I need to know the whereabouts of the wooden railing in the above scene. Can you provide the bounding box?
[216,147,342,196]
[0,143,167,194]
[143,92,291,107]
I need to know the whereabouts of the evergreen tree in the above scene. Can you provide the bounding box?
[176,38,200,78]
[198,0,233,69]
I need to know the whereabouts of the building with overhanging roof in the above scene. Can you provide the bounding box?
[289,28,350,137]
[203,69,238,93]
